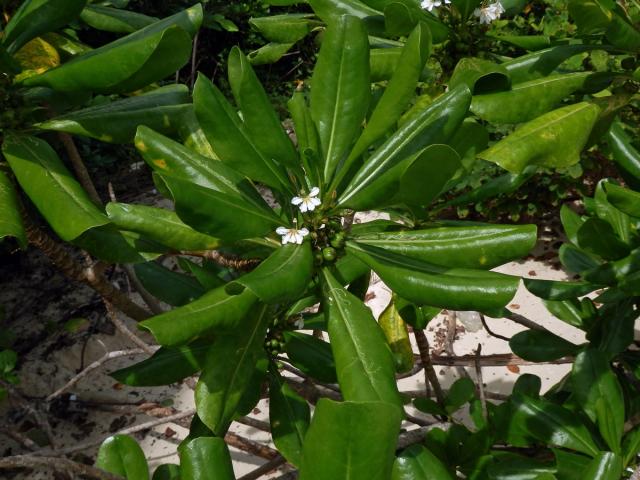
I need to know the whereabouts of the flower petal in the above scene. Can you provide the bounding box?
[276,227,289,235]
[309,186,320,197]
[299,228,309,236]
[310,197,322,207]
[299,202,309,213]
[291,196,303,205]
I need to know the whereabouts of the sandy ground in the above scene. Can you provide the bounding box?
[0,213,593,479]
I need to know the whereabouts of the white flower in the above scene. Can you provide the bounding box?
[294,317,305,329]
[291,186,321,213]
[474,1,504,24]
[276,226,310,245]
[421,0,450,10]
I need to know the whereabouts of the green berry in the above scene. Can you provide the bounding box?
[322,247,337,262]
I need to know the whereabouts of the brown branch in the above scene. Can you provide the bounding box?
[236,416,270,433]
[413,328,445,407]
[480,314,510,342]
[182,249,261,271]
[58,132,102,205]
[46,349,147,402]
[430,353,573,367]
[238,456,287,480]
[0,427,38,451]
[503,311,548,332]
[225,432,280,460]
[103,302,155,354]
[24,219,152,321]
[0,455,123,480]
[474,344,487,419]
[397,423,450,450]
[445,311,469,379]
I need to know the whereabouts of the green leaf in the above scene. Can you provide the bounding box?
[0,170,27,248]
[298,399,402,480]
[193,74,290,191]
[228,47,299,169]
[24,5,202,93]
[140,285,258,346]
[572,349,624,453]
[311,15,370,183]
[510,395,600,457]
[559,244,601,275]
[2,0,88,54]
[489,34,551,50]
[73,225,167,263]
[180,437,235,480]
[446,377,476,413]
[38,85,191,144]
[247,41,295,64]
[553,449,591,480]
[503,44,605,84]
[581,452,622,480]
[510,330,580,361]
[159,174,280,242]
[283,331,337,383]
[2,133,109,241]
[542,298,596,330]
[288,92,321,175]
[594,179,631,243]
[269,369,310,467]
[346,241,520,312]
[369,47,403,82]
[392,444,454,480]
[96,434,149,480]
[622,426,640,467]
[338,84,471,207]
[607,121,640,185]
[195,303,270,435]
[523,279,596,300]
[250,14,317,44]
[321,268,402,408]
[152,464,181,480]
[134,262,204,307]
[576,217,630,260]
[80,5,157,33]
[111,343,210,386]
[355,224,537,270]
[347,22,431,169]
[479,103,600,174]
[471,73,611,124]
[379,298,414,373]
[226,244,313,304]
[604,182,640,218]
[308,0,381,25]
[106,202,220,251]
[561,204,586,245]
[449,57,510,94]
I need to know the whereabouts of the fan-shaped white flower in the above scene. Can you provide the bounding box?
[474,1,505,24]
[276,226,310,245]
[421,0,451,10]
[291,186,321,213]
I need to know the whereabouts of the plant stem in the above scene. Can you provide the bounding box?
[58,132,102,205]
[413,328,446,407]
[0,456,123,480]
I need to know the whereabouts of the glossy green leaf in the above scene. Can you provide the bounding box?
[298,399,402,480]
[269,369,310,467]
[111,343,209,386]
[346,241,520,312]
[338,84,471,207]
[134,262,204,307]
[355,224,536,270]
[80,5,156,33]
[379,298,414,373]
[321,268,402,408]
[347,23,431,168]
[96,434,149,480]
[140,286,258,346]
[523,279,596,300]
[180,437,235,480]
[159,174,281,242]
[308,0,381,25]
[250,14,317,43]
[607,121,640,185]
[226,244,313,304]
[2,0,88,54]
[542,298,596,330]
[552,449,590,480]
[106,203,221,251]
[594,179,631,243]
[283,331,337,383]
[24,5,202,93]
[2,133,108,241]
[73,225,166,263]
[449,57,510,94]
[572,349,624,453]
[622,426,640,467]
[604,182,640,218]
[576,217,629,260]
[178,109,218,160]
[384,2,418,37]
[0,170,27,248]
[487,453,556,479]
[581,452,622,480]
[559,244,601,275]
[510,395,600,457]
[502,44,604,84]
[510,330,580,361]
[228,47,298,169]
[195,303,270,435]
[38,85,191,143]
[247,41,295,64]
[561,204,586,245]
[392,444,454,480]
[479,102,600,174]
[152,464,180,480]
[310,15,370,183]
[471,73,611,124]
[193,74,290,191]
[369,47,402,81]
[606,14,640,51]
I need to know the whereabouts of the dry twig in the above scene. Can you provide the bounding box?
[413,328,445,407]
[58,132,102,205]
[238,456,287,480]
[0,455,123,480]
[103,302,155,354]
